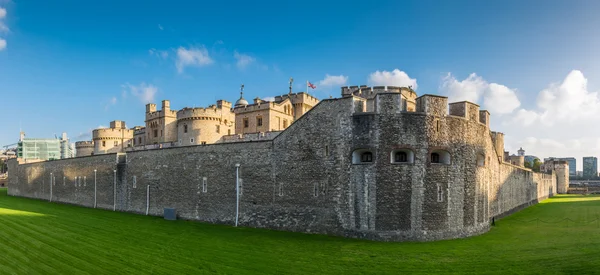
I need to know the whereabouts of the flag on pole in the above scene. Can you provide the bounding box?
[308,81,316,89]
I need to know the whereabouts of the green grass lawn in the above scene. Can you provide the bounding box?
[1,188,600,275]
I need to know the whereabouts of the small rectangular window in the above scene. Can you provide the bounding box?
[202,177,207,193]
[102,141,106,147]
[201,141,207,145]
[257,117,263,127]
[279,183,283,197]
[154,130,158,137]
[244,118,249,128]
[325,145,329,157]
[184,124,188,133]
[216,125,220,133]
[133,175,137,189]
[313,182,318,197]
[190,138,194,144]
[437,184,444,202]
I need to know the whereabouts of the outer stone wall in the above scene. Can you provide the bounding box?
[7,94,560,242]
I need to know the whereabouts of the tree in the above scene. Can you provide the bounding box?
[532,158,542,172]
[524,161,532,169]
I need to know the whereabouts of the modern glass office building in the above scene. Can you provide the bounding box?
[17,138,61,161]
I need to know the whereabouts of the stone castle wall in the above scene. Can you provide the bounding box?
[7,93,560,242]
[75,141,94,157]
[93,128,134,155]
[176,107,235,145]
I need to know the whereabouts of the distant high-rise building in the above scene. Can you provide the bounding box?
[562,157,576,176]
[17,133,61,162]
[583,157,598,179]
[16,131,75,162]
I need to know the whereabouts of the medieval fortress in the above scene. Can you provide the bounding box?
[74,88,319,156]
[8,85,569,242]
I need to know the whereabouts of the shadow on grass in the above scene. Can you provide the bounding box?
[2,188,600,274]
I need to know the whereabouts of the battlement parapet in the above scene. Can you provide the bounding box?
[177,106,231,120]
[234,100,287,113]
[273,92,320,105]
[219,131,282,143]
[449,101,482,123]
[75,141,94,147]
[93,128,135,139]
[145,109,177,121]
[133,127,146,135]
[341,85,417,105]
[416,94,448,116]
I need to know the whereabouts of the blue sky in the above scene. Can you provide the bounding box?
[2,0,600,169]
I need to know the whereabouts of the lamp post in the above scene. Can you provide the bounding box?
[235,163,240,227]
[94,169,97,208]
[113,169,117,211]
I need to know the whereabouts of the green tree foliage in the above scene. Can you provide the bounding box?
[532,158,542,172]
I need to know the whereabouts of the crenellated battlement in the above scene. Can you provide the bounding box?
[274,92,320,105]
[233,99,290,113]
[92,128,135,140]
[341,85,416,98]
[75,141,94,147]
[145,109,177,121]
[177,106,233,121]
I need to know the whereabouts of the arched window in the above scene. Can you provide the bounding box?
[431,153,440,163]
[352,149,375,164]
[430,150,451,164]
[390,149,415,164]
[395,152,407,162]
[361,152,373,162]
[477,154,485,167]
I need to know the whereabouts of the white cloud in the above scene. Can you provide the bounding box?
[233,51,255,69]
[122,83,158,104]
[0,7,7,33]
[158,24,163,30]
[318,74,348,88]
[103,96,118,110]
[0,39,5,51]
[263,97,275,102]
[492,70,600,171]
[368,69,418,89]
[175,46,213,73]
[149,48,168,59]
[440,73,520,114]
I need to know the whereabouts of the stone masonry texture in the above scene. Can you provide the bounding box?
[7,91,566,242]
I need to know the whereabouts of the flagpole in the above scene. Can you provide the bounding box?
[306,81,308,94]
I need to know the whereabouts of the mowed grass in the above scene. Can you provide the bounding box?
[1,189,600,274]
